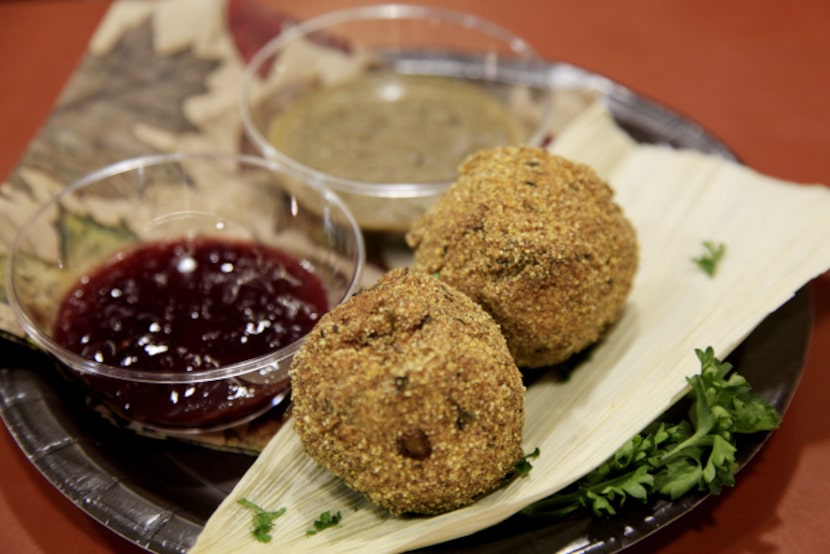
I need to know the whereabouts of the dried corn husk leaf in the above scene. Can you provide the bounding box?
[191,101,830,552]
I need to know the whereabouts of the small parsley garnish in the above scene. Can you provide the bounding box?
[237,498,286,543]
[306,510,342,536]
[521,347,780,518]
[514,447,541,475]
[693,241,726,277]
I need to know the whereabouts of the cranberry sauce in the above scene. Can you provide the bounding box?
[53,237,329,430]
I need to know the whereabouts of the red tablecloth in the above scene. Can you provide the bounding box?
[1,1,828,552]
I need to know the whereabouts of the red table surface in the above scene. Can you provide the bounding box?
[1,1,828,553]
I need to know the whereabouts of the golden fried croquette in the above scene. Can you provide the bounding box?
[289,268,525,515]
[406,146,638,369]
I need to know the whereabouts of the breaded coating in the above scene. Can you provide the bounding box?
[290,268,525,515]
[406,146,638,368]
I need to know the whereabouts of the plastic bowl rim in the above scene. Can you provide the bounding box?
[5,151,366,384]
[239,3,555,199]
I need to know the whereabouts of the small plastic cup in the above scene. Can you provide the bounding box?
[6,152,364,434]
[240,4,554,231]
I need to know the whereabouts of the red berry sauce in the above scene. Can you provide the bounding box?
[53,237,329,430]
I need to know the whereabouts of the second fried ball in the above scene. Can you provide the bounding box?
[406,146,638,368]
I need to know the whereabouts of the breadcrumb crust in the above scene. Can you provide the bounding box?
[406,146,639,368]
[290,268,525,515]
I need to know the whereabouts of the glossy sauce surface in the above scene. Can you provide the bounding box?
[53,237,328,429]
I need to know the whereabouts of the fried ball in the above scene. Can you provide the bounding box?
[406,146,638,369]
[290,268,525,515]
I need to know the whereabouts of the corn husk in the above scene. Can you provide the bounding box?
[191,101,830,553]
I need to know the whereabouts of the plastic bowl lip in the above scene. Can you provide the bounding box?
[5,151,366,385]
[239,3,553,198]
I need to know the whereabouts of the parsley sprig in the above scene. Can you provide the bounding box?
[521,347,780,518]
[693,241,726,277]
[237,498,286,543]
[514,447,541,476]
[306,510,342,535]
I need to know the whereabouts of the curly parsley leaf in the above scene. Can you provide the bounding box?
[521,347,780,518]
[514,447,541,476]
[237,498,286,543]
[693,241,726,277]
[306,511,342,536]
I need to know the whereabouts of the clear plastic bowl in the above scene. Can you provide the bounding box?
[240,4,554,232]
[6,152,365,434]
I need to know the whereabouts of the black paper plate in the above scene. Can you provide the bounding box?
[0,63,813,553]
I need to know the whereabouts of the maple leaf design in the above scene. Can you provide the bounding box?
[12,18,220,189]
[227,0,298,68]
[226,0,352,74]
